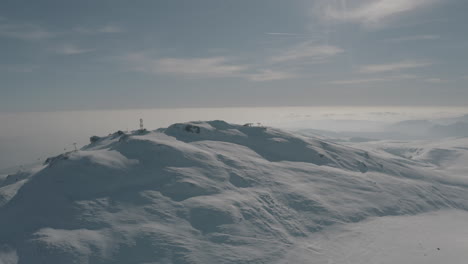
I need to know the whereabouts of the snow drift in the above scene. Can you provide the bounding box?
[1,120,468,264]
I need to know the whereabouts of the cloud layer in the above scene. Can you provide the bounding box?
[123,41,344,82]
[125,55,247,78]
[359,60,432,73]
[56,44,95,55]
[0,20,53,40]
[271,42,344,63]
[317,0,437,27]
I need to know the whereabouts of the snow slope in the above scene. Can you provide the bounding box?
[300,209,468,264]
[1,120,468,264]
[351,137,468,181]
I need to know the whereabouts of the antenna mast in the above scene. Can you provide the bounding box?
[140,118,144,130]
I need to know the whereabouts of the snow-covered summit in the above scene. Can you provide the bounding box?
[1,121,468,263]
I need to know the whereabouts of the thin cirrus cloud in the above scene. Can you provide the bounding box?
[318,0,438,27]
[248,69,296,82]
[98,25,123,33]
[424,78,447,83]
[123,41,344,82]
[0,64,38,73]
[329,74,417,85]
[74,25,123,34]
[0,20,53,40]
[124,53,296,82]
[0,18,122,42]
[56,44,95,55]
[359,60,432,73]
[329,78,390,85]
[266,32,302,36]
[270,41,344,63]
[151,57,247,77]
[385,35,440,42]
[125,54,248,78]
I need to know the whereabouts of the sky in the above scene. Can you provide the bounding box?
[1,0,468,112]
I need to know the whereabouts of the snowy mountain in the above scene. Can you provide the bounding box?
[1,121,468,264]
[299,118,468,141]
[433,114,468,125]
[387,119,434,135]
[386,119,468,138]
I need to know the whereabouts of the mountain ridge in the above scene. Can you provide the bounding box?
[1,120,467,264]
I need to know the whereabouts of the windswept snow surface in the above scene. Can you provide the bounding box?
[296,210,468,264]
[1,121,468,263]
[351,137,468,183]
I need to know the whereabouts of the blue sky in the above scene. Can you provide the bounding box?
[1,0,468,112]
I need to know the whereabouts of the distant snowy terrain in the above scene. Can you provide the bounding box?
[1,120,468,263]
[298,114,468,141]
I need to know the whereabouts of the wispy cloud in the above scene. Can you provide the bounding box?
[125,54,247,78]
[0,64,38,73]
[266,32,302,36]
[56,44,95,55]
[359,60,432,73]
[74,25,123,34]
[123,53,297,82]
[98,25,123,33]
[0,18,123,43]
[424,78,447,83]
[155,57,247,77]
[0,20,53,40]
[329,78,389,85]
[270,41,344,63]
[385,35,440,42]
[330,74,417,85]
[318,0,438,27]
[248,70,296,82]
[123,41,344,81]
